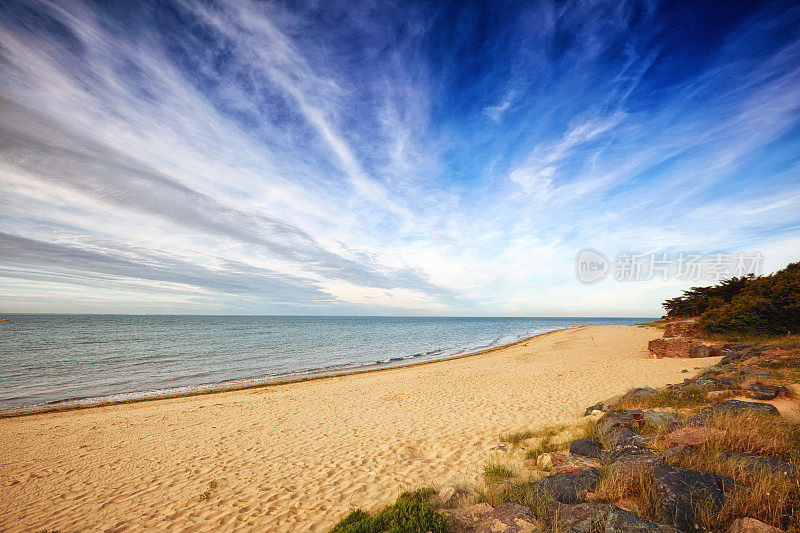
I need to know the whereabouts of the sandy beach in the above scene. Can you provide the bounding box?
[0,324,716,532]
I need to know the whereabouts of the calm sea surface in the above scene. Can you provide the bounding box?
[0,315,652,413]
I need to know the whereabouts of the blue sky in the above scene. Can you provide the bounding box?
[0,0,799,315]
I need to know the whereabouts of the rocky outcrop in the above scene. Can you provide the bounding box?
[648,338,697,358]
[663,319,700,338]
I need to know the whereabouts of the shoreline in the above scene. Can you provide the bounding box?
[0,324,707,532]
[0,326,576,419]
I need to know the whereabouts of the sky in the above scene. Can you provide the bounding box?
[0,0,799,316]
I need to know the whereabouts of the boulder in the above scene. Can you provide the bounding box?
[700,400,780,417]
[648,338,697,358]
[598,409,646,438]
[570,437,605,460]
[720,352,748,365]
[552,454,602,475]
[607,453,662,481]
[663,319,699,338]
[685,414,709,427]
[722,343,755,351]
[605,510,680,532]
[642,411,679,430]
[664,427,724,447]
[719,451,799,477]
[689,344,714,358]
[622,388,658,401]
[690,376,740,390]
[529,468,601,504]
[726,517,786,533]
[748,383,783,400]
[585,402,606,416]
[651,465,734,531]
[547,502,620,533]
[473,503,540,533]
[605,443,655,463]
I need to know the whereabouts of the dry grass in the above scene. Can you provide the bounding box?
[619,386,709,410]
[500,429,537,446]
[483,461,515,485]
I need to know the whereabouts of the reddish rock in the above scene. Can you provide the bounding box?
[726,517,786,533]
[550,453,602,474]
[648,338,697,358]
[663,319,700,338]
[664,427,724,447]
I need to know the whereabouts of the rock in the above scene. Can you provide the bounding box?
[658,445,691,461]
[443,503,493,530]
[648,338,697,358]
[726,517,786,533]
[529,468,601,504]
[691,376,741,390]
[550,453,602,475]
[700,400,780,417]
[598,409,645,438]
[604,427,650,448]
[748,383,783,400]
[605,442,654,463]
[722,343,755,351]
[689,344,714,358]
[663,319,699,338]
[664,427,724,447]
[642,411,679,430]
[473,503,540,533]
[605,510,680,532]
[607,453,662,481]
[719,451,800,477]
[651,465,734,531]
[622,388,658,401]
[439,486,458,506]
[547,502,620,532]
[685,414,709,427]
[585,402,606,416]
[570,437,605,459]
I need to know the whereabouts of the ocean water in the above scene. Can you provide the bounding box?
[0,315,652,413]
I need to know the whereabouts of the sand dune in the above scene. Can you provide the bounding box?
[0,325,714,532]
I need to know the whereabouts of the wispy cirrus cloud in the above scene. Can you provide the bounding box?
[0,0,799,315]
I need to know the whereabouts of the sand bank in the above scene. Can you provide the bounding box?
[0,324,716,532]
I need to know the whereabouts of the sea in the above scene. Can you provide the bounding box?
[0,315,652,414]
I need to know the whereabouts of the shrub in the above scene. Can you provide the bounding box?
[330,489,447,533]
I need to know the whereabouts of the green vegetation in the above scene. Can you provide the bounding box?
[483,462,515,484]
[662,262,800,337]
[330,488,447,533]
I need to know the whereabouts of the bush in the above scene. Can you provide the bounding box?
[330,489,447,533]
[660,262,799,337]
[700,262,800,336]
